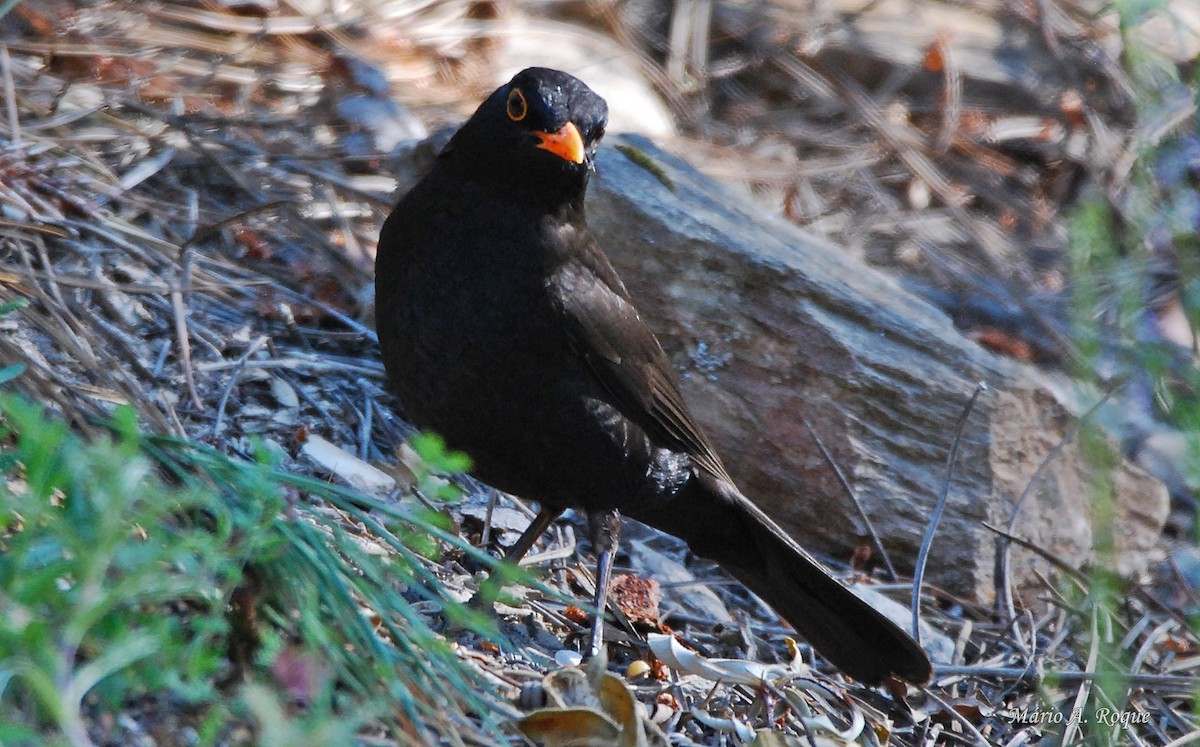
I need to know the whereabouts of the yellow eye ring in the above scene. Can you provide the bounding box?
[506,88,527,122]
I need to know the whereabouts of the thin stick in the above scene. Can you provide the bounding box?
[1,45,18,143]
[923,686,989,746]
[1061,610,1100,745]
[358,385,373,461]
[172,192,204,410]
[195,356,383,377]
[932,665,1196,689]
[212,335,269,436]
[983,522,1090,582]
[182,199,291,249]
[911,382,987,642]
[802,415,897,580]
[480,489,497,549]
[932,35,962,156]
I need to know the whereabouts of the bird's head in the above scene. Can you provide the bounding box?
[444,67,608,199]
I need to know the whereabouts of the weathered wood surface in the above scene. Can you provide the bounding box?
[580,135,1166,601]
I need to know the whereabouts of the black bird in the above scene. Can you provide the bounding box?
[376,67,932,685]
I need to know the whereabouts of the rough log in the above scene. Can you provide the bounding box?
[579,135,1166,601]
[385,133,1166,601]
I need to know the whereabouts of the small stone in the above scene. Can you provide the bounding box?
[554,649,583,668]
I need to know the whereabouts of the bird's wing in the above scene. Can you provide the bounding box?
[552,258,732,484]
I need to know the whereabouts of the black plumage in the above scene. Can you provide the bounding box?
[375,67,931,685]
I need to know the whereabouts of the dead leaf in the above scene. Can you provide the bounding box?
[648,634,869,742]
[609,573,661,627]
[518,708,621,746]
[518,662,668,747]
[648,633,792,685]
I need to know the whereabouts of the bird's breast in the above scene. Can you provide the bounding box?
[380,202,574,404]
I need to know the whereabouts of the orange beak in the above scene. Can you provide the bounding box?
[534,121,585,164]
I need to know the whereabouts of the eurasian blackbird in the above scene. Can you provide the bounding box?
[376,67,932,685]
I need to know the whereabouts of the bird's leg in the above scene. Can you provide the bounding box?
[505,505,564,564]
[586,508,621,659]
[472,505,563,619]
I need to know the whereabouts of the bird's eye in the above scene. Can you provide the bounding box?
[506,88,528,122]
